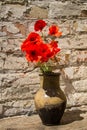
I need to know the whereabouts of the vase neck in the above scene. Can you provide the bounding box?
[39,73,60,90]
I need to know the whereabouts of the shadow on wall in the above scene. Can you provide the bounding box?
[61,109,86,125]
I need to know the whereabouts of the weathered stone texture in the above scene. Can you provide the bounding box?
[49,1,87,18]
[0,0,87,117]
[64,66,87,80]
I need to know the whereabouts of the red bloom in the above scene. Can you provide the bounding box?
[49,25,62,37]
[21,32,42,52]
[34,20,47,31]
[21,38,30,52]
[27,32,42,44]
[39,43,54,62]
[25,45,40,62]
[49,41,60,55]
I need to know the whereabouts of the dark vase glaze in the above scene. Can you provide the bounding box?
[34,72,67,126]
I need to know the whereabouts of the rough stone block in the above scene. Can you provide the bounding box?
[29,6,48,18]
[0,21,27,37]
[70,50,87,65]
[58,49,87,66]
[63,66,87,80]
[0,105,4,117]
[60,19,87,35]
[59,36,87,49]
[0,5,26,20]
[67,93,87,106]
[72,79,87,92]
[0,72,39,101]
[3,56,28,71]
[48,1,87,18]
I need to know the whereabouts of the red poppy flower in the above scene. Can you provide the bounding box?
[25,45,40,62]
[39,43,53,62]
[49,25,62,37]
[34,20,47,31]
[21,32,42,52]
[48,41,60,57]
[27,32,42,44]
[21,38,30,52]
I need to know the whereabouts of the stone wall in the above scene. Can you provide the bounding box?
[0,0,87,117]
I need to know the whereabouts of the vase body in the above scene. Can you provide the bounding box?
[34,72,67,126]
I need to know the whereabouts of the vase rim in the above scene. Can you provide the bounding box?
[39,72,61,76]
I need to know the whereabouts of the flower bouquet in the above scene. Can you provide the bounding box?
[21,20,62,73]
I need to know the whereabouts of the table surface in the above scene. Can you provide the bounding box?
[0,105,87,130]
